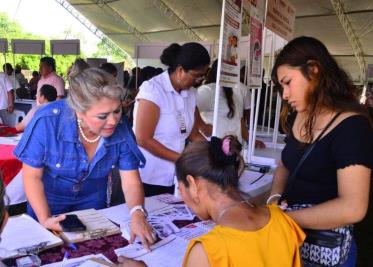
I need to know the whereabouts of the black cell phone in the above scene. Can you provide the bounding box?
[60,214,86,232]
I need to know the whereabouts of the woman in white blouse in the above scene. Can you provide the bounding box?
[133,42,210,196]
[197,60,249,143]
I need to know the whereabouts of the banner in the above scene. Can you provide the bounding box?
[249,10,263,88]
[265,0,296,41]
[219,0,243,87]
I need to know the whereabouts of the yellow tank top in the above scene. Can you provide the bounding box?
[182,204,305,267]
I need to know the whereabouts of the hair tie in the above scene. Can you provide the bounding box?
[210,137,236,166]
[222,138,232,156]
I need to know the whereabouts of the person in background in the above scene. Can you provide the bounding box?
[68,58,90,78]
[0,70,14,122]
[155,67,163,76]
[15,65,28,88]
[123,70,130,88]
[197,60,264,148]
[28,71,40,99]
[3,63,20,90]
[14,68,155,249]
[15,84,57,132]
[37,57,65,101]
[127,67,142,92]
[269,36,373,266]
[133,42,210,197]
[100,63,118,78]
[119,136,305,267]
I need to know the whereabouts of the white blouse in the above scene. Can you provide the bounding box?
[133,71,196,186]
[197,82,249,142]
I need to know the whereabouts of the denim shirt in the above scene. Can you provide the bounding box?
[13,100,145,197]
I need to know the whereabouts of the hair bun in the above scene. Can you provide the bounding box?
[160,43,181,67]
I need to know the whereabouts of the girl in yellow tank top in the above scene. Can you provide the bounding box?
[176,136,305,267]
[117,136,304,267]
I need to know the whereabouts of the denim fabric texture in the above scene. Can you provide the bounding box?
[14,100,145,217]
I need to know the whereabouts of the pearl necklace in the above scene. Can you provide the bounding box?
[77,119,101,144]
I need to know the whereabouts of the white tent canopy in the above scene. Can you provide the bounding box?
[64,0,373,82]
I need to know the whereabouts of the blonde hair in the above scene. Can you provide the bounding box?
[67,68,124,112]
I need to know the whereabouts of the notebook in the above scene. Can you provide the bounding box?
[0,214,63,259]
[60,209,120,243]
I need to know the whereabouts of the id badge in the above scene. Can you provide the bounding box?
[176,111,187,134]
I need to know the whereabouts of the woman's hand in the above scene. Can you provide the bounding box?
[41,214,66,231]
[130,212,156,251]
[117,256,147,267]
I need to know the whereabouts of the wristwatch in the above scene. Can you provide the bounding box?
[129,205,148,218]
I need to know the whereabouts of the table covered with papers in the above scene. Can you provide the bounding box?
[1,167,273,267]
[1,194,204,267]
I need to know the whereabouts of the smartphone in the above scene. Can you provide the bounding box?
[60,214,86,232]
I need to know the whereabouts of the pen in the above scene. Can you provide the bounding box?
[62,251,70,261]
[52,231,77,251]
[68,243,78,251]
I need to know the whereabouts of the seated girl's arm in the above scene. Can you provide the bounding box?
[23,164,65,230]
[287,164,371,229]
[135,99,180,162]
[184,242,210,267]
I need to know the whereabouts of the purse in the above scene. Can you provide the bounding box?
[287,204,353,267]
[282,112,353,267]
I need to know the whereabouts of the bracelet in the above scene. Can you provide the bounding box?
[129,205,148,218]
[266,194,282,205]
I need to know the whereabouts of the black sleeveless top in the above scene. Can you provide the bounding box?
[282,115,373,205]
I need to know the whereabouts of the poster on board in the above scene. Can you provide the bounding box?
[265,0,296,41]
[249,6,263,88]
[219,0,243,87]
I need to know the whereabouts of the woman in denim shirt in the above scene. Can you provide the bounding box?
[14,68,155,249]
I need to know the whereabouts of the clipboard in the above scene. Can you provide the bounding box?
[59,209,120,243]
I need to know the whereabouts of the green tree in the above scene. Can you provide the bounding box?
[0,13,81,79]
[93,36,134,67]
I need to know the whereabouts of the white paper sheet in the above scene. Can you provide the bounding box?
[0,214,62,258]
[42,253,112,267]
[136,236,189,267]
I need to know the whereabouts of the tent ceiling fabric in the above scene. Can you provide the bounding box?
[67,0,373,81]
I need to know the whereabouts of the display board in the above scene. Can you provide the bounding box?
[11,39,45,55]
[50,39,80,55]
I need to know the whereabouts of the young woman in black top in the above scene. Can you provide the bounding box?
[268,36,373,267]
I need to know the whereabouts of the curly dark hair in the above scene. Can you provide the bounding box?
[271,36,368,142]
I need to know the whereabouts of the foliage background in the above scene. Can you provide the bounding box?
[0,12,130,80]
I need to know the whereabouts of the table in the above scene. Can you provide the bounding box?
[0,125,25,205]
[39,211,195,265]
